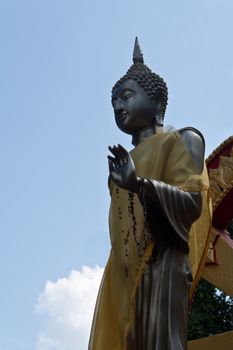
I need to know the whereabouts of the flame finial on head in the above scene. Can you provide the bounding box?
[133,37,144,64]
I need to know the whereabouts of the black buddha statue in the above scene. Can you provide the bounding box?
[88,38,211,350]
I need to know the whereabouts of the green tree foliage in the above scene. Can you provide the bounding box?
[188,279,233,340]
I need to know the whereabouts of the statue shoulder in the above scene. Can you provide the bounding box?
[178,127,205,174]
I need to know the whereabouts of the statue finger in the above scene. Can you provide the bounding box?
[108,157,115,172]
[114,145,125,164]
[108,145,119,158]
[118,144,130,163]
[108,155,120,170]
[108,160,121,183]
[118,144,128,155]
[109,146,124,166]
[117,144,128,163]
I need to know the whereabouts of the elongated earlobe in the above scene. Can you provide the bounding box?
[153,100,163,127]
[154,115,164,127]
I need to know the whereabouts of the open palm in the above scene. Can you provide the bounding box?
[108,144,139,192]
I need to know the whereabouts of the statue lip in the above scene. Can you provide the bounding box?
[117,111,128,121]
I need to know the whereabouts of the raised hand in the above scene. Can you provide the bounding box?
[108,144,139,192]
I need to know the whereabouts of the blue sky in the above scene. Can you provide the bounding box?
[0,1,233,349]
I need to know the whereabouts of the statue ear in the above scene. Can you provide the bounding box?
[154,114,163,127]
[156,99,162,113]
[154,99,163,126]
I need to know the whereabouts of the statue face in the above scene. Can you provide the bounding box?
[111,79,157,135]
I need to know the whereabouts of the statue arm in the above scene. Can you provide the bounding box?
[107,130,205,245]
[178,127,205,174]
[139,128,205,202]
[137,129,205,245]
[138,178,202,245]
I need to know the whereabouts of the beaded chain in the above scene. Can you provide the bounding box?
[139,178,149,253]
[115,178,148,278]
[116,187,129,277]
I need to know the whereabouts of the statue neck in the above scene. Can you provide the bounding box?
[132,125,162,146]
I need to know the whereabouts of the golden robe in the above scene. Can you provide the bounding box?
[89,131,211,350]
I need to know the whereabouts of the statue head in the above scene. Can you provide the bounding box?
[111,38,168,132]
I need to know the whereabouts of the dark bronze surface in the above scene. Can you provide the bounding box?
[107,38,204,350]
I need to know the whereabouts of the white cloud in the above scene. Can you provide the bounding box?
[35,266,104,350]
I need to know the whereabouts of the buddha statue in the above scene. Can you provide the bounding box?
[88,38,211,350]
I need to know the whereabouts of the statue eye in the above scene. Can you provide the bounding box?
[122,92,133,101]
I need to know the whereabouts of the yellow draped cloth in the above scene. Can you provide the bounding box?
[88,131,212,350]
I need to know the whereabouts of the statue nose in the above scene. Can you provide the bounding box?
[114,99,124,112]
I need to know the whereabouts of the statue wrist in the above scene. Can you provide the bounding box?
[132,176,143,194]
